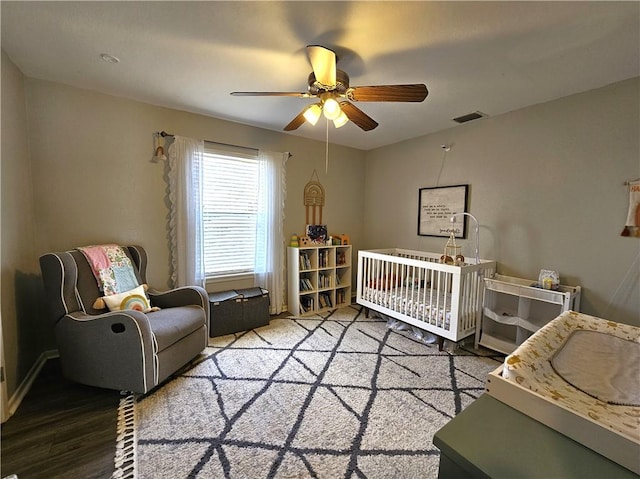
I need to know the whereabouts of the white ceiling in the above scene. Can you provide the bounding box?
[2,1,638,150]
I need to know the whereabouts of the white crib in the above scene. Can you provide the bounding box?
[357,248,496,346]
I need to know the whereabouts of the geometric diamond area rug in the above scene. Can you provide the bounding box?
[112,305,502,479]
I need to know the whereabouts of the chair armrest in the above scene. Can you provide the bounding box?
[56,310,157,393]
[148,286,209,315]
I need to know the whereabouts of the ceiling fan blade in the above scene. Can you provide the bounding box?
[231,91,310,97]
[283,110,307,131]
[348,84,428,102]
[339,102,379,131]
[307,45,336,88]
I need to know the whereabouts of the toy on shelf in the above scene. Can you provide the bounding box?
[299,236,311,247]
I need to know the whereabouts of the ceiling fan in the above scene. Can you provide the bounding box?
[231,45,428,132]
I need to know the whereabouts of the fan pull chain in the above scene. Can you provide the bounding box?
[325,118,329,174]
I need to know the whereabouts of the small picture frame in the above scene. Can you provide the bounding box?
[418,185,469,238]
[306,224,328,244]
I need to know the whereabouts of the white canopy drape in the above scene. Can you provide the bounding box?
[167,136,205,288]
[254,150,288,314]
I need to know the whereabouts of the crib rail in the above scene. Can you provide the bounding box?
[356,248,496,342]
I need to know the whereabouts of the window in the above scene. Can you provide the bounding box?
[167,136,286,313]
[202,144,259,278]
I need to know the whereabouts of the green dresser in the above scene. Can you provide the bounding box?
[433,394,638,479]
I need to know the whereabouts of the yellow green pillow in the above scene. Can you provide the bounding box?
[102,285,153,313]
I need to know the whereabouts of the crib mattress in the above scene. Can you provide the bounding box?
[361,286,453,330]
[486,310,640,474]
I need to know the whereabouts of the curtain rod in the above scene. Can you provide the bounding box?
[158,131,259,154]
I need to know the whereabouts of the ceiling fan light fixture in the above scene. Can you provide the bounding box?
[333,110,349,128]
[233,45,426,133]
[322,97,341,120]
[303,103,322,125]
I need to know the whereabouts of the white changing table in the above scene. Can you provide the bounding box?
[476,274,581,354]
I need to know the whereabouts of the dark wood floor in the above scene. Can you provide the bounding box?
[1,312,295,478]
[1,358,122,479]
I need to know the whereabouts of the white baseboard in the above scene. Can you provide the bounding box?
[7,349,59,417]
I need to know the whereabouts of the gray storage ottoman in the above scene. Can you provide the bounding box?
[236,287,270,331]
[209,287,270,337]
[208,290,242,337]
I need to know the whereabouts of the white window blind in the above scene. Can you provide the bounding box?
[202,144,259,277]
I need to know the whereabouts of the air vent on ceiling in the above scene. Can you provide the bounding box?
[452,111,486,124]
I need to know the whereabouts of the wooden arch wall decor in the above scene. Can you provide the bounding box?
[621,179,640,237]
[304,170,325,227]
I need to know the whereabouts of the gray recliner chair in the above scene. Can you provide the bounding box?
[39,245,209,394]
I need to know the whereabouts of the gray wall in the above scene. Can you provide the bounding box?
[24,78,367,291]
[1,51,44,399]
[363,77,640,326]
